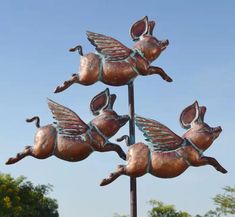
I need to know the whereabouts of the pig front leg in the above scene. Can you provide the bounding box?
[99,142,126,160]
[147,66,173,82]
[191,156,227,174]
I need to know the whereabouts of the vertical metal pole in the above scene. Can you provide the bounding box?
[128,82,137,217]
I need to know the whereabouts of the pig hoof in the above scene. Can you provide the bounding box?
[54,86,64,93]
[5,158,15,165]
[54,86,61,93]
[166,76,173,82]
[100,179,108,186]
[220,167,228,174]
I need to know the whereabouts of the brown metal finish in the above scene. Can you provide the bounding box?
[6,89,129,165]
[54,16,172,93]
[5,14,227,217]
[100,101,227,186]
[128,82,137,217]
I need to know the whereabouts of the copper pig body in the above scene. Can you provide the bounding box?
[54,16,172,93]
[100,101,227,186]
[6,89,129,165]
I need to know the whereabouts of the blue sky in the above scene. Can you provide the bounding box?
[1,0,235,216]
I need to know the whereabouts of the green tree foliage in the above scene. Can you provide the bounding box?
[114,186,235,217]
[213,186,235,216]
[0,173,59,217]
[148,200,191,217]
[202,210,221,217]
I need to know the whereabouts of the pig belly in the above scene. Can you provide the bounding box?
[150,151,189,178]
[79,53,100,85]
[125,143,149,177]
[54,135,93,162]
[102,61,137,86]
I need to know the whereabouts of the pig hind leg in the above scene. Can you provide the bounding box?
[6,146,35,165]
[100,165,127,186]
[54,52,100,93]
[54,74,80,93]
[54,44,85,93]
[6,144,53,165]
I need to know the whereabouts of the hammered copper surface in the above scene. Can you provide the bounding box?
[54,16,172,93]
[100,101,227,186]
[6,89,129,164]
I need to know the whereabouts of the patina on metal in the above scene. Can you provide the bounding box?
[6,89,129,164]
[100,101,227,186]
[54,16,172,93]
[6,15,227,217]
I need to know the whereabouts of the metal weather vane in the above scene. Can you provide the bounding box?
[6,16,227,217]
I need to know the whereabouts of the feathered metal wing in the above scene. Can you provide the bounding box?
[135,115,183,151]
[48,99,89,138]
[87,31,132,61]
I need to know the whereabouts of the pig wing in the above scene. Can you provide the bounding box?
[135,115,183,151]
[48,99,89,138]
[87,31,132,61]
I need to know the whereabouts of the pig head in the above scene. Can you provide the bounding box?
[180,101,222,152]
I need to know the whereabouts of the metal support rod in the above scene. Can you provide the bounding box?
[128,82,137,217]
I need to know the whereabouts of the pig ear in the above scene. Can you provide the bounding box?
[109,94,116,109]
[180,101,200,129]
[90,88,110,116]
[148,21,155,35]
[130,16,149,41]
[199,106,207,122]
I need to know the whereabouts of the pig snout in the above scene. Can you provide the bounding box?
[161,39,169,51]
[212,126,222,140]
[213,126,222,133]
[118,115,129,127]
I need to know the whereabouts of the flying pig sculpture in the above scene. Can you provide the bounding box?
[6,89,129,165]
[54,16,172,93]
[100,101,227,186]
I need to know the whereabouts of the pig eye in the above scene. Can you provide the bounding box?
[203,127,211,133]
[105,116,112,120]
[199,127,212,133]
[205,128,211,133]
